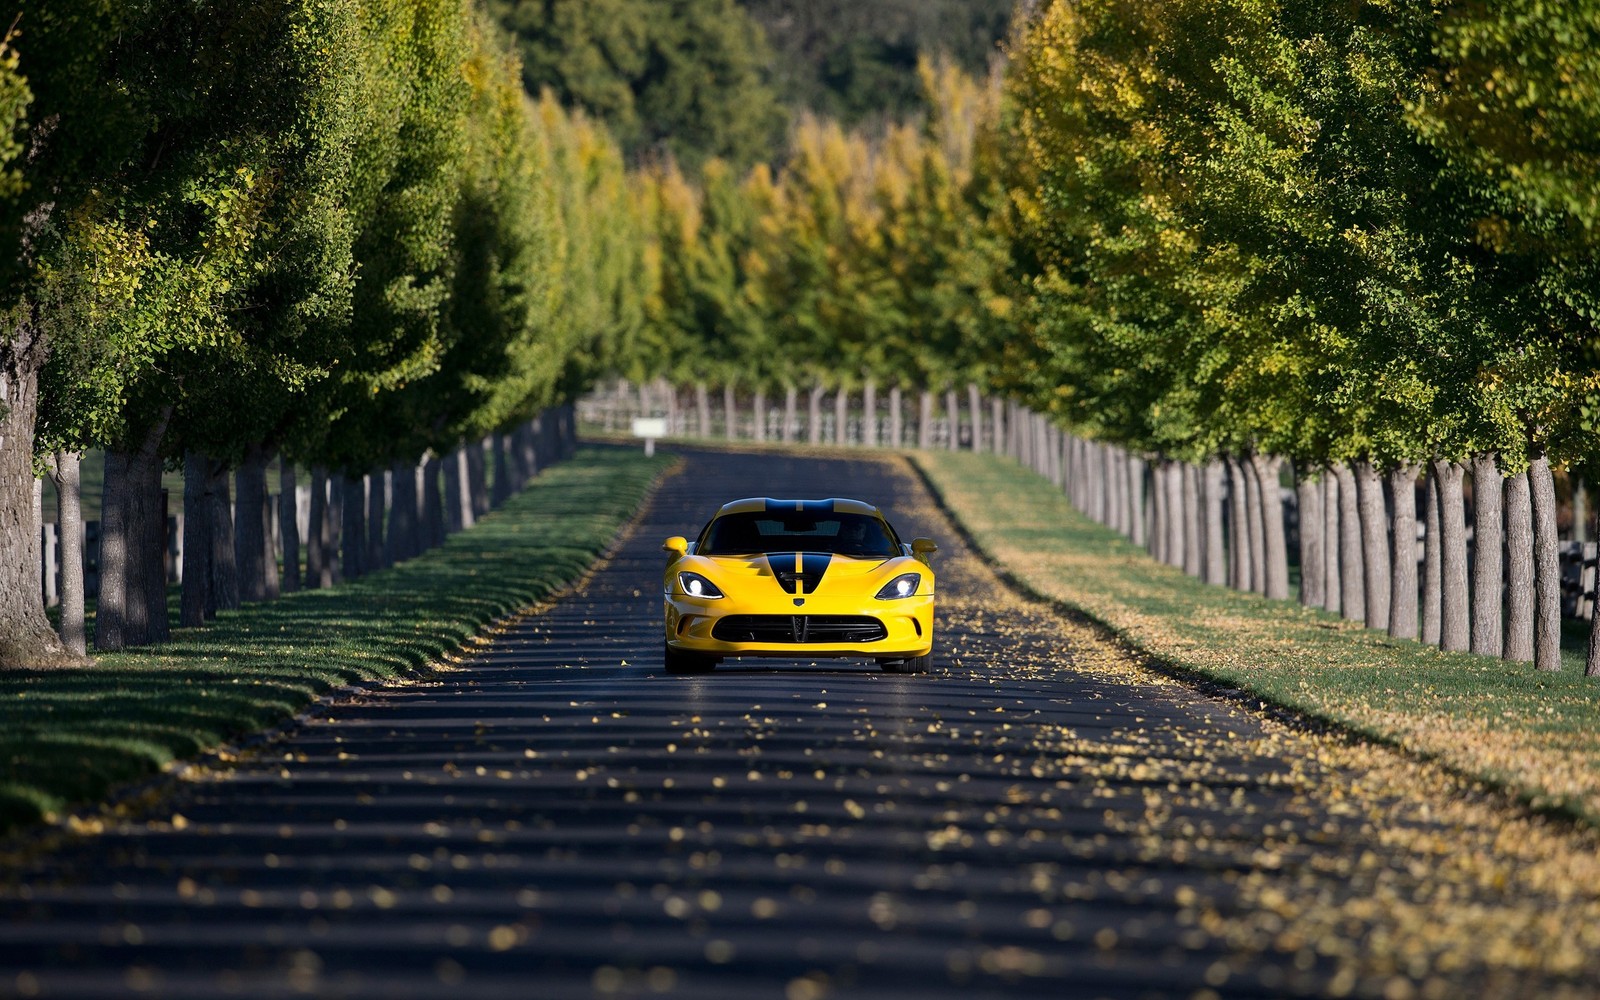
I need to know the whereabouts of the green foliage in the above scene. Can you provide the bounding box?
[738,0,1011,126]
[0,24,29,230]
[489,0,782,169]
[1411,0,1600,468]
[999,0,1598,475]
[639,59,1008,395]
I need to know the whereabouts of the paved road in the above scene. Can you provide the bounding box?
[1,449,1594,999]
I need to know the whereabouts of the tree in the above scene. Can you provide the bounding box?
[490,0,782,169]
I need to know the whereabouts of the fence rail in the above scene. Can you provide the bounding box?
[37,406,578,629]
[581,381,1597,625]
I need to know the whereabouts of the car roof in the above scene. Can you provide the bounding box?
[713,498,883,518]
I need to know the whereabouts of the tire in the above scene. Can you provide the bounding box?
[664,641,716,675]
[879,652,931,674]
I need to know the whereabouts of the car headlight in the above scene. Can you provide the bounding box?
[678,572,724,599]
[875,572,921,600]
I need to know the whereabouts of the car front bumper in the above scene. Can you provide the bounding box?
[665,592,933,659]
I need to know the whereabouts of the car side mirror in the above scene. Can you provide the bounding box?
[663,536,689,560]
[911,537,938,564]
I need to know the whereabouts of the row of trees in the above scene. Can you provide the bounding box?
[635,58,1010,420]
[1001,0,1599,674]
[619,2,1598,675]
[1,0,651,667]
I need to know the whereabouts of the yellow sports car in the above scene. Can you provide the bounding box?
[662,498,937,674]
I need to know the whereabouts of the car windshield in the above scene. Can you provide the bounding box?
[699,511,899,558]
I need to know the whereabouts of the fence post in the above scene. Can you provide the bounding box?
[40,522,58,609]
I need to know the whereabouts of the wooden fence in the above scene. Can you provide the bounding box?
[38,405,577,615]
[580,381,1597,625]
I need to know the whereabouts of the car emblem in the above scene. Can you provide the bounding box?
[793,598,805,607]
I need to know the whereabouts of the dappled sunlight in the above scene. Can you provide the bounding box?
[0,449,668,832]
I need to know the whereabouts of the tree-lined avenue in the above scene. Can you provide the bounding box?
[2,448,1597,998]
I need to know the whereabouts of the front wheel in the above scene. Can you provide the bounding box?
[664,641,716,675]
[879,652,931,674]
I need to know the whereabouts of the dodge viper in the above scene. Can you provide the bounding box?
[661,498,937,674]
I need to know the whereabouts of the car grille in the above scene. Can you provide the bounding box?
[711,615,888,644]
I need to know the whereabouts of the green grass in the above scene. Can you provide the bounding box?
[915,450,1600,826]
[2,447,670,836]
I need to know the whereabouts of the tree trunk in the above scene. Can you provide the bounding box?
[207,460,239,615]
[1202,459,1226,585]
[0,350,75,665]
[388,458,416,565]
[517,421,538,487]
[860,380,876,448]
[48,452,88,658]
[181,453,210,628]
[278,464,299,594]
[326,472,345,585]
[467,440,489,520]
[1107,447,1124,533]
[1434,459,1470,652]
[1182,462,1202,577]
[422,455,445,550]
[1573,476,1588,543]
[443,449,464,534]
[944,388,959,450]
[1334,464,1365,621]
[1253,454,1290,600]
[1587,503,1600,677]
[306,467,327,588]
[1530,453,1562,672]
[1296,469,1324,607]
[835,386,850,446]
[1321,471,1340,614]
[888,386,903,448]
[120,416,173,646]
[1163,461,1182,567]
[368,468,389,571]
[342,474,366,581]
[235,448,270,603]
[661,380,677,437]
[1504,468,1534,663]
[808,384,824,445]
[917,391,934,450]
[1149,459,1168,563]
[95,452,130,651]
[1356,460,1390,630]
[1227,455,1251,591]
[1422,471,1441,645]
[783,385,798,443]
[753,389,767,443]
[966,384,982,453]
[1468,454,1503,656]
[695,381,711,438]
[1244,455,1267,594]
[990,397,1004,455]
[491,432,511,507]
[1387,464,1419,640]
[1128,454,1147,548]
[724,383,738,441]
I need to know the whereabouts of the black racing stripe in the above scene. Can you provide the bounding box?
[766,552,834,595]
[798,552,831,594]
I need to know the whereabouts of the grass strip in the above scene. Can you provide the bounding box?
[914,450,1600,826]
[1,446,671,836]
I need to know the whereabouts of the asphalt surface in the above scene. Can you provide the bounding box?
[0,448,1588,999]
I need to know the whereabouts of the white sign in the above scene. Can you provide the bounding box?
[632,417,667,456]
